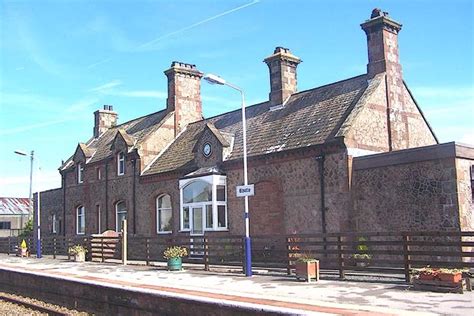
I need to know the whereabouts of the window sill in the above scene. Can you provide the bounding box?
[157,231,172,235]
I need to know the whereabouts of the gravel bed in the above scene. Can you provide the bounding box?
[0,291,89,315]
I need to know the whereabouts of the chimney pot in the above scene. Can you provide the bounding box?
[164,61,203,136]
[94,106,117,138]
[264,47,301,106]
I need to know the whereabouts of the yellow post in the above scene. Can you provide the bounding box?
[122,219,127,265]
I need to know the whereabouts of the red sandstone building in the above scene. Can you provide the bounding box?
[37,9,474,239]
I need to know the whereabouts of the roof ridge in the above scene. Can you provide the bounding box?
[114,108,168,129]
[188,100,269,126]
[292,74,367,97]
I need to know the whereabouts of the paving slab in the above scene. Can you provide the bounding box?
[0,254,472,315]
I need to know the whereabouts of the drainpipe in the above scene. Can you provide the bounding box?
[105,161,109,230]
[132,157,137,235]
[315,155,327,234]
[62,173,66,236]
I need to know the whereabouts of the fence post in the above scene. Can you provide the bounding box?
[338,235,345,279]
[122,219,128,265]
[7,237,10,256]
[403,234,411,283]
[286,237,292,275]
[67,238,71,260]
[146,238,150,266]
[204,237,209,271]
[101,237,105,263]
[53,237,57,259]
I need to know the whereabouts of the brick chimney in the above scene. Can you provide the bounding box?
[361,8,403,80]
[164,61,203,136]
[93,105,117,138]
[264,47,302,107]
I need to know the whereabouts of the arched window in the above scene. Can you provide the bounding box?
[76,206,85,235]
[117,152,125,175]
[156,194,172,233]
[115,201,127,232]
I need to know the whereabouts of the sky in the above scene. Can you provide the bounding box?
[0,0,473,197]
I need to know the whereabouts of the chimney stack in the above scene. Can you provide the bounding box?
[361,8,402,79]
[264,47,301,107]
[93,105,117,138]
[164,61,203,136]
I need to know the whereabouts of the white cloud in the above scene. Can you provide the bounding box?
[0,170,61,197]
[88,80,123,92]
[137,0,260,51]
[101,89,168,99]
[412,86,474,99]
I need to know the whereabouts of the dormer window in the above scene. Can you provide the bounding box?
[117,152,125,175]
[77,163,84,183]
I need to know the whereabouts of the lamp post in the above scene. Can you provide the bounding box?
[203,74,252,277]
[14,150,41,258]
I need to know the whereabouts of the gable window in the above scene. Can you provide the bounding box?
[76,206,85,235]
[117,153,125,175]
[116,201,127,232]
[179,175,227,233]
[52,214,57,234]
[77,163,84,183]
[156,194,172,233]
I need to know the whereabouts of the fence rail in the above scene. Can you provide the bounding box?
[1,231,472,283]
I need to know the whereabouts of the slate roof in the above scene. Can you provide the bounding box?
[0,198,30,215]
[61,109,171,170]
[143,74,380,175]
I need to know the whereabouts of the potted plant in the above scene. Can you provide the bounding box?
[295,254,319,282]
[163,246,188,271]
[352,253,372,267]
[68,245,88,262]
[413,267,465,283]
[413,267,440,281]
[352,236,372,267]
[20,239,28,257]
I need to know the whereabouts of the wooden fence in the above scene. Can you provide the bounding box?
[1,231,472,283]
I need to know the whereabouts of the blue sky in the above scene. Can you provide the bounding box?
[1,0,473,197]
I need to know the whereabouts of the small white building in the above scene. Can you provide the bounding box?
[0,197,31,237]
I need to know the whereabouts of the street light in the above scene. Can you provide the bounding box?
[14,150,41,258]
[203,73,252,277]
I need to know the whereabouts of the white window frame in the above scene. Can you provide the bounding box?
[52,214,57,234]
[179,174,227,232]
[156,194,172,234]
[117,152,125,176]
[76,206,85,235]
[115,201,127,232]
[77,163,84,183]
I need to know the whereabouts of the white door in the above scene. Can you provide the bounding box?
[191,206,204,236]
[190,206,204,256]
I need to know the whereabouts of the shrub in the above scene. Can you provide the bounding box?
[163,246,188,260]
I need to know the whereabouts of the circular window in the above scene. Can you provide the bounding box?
[203,143,212,157]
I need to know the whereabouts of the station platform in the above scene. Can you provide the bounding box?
[0,254,472,315]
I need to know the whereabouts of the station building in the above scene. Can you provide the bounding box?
[36,9,474,239]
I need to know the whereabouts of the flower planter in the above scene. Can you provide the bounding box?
[74,252,86,262]
[295,260,319,282]
[167,257,183,271]
[418,273,437,281]
[438,272,462,283]
[356,261,369,267]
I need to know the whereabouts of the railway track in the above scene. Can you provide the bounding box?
[0,292,87,315]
